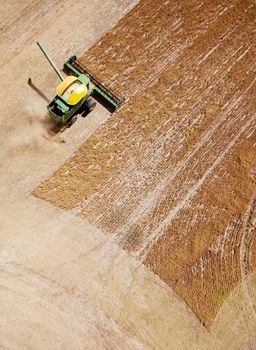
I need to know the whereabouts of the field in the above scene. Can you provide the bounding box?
[1,0,256,349]
[35,0,256,329]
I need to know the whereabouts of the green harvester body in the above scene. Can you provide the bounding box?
[37,42,124,124]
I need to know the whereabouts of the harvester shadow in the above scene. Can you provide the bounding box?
[27,78,50,103]
[91,92,116,114]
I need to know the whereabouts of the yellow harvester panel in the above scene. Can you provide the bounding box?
[67,85,88,105]
[56,76,88,105]
[56,76,77,96]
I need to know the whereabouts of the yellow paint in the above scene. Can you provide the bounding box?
[56,76,77,96]
[67,84,87,105]
[56,76,88,105]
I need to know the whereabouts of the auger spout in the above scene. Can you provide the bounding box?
[37,42,64,81]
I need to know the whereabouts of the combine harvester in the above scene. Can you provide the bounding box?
[37,42,124,126]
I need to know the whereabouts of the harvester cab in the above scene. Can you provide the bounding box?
[37,42,124,126]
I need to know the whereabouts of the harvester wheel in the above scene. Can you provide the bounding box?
[68,116,77,126]
[86,97,96,111]
[71,116,77,124]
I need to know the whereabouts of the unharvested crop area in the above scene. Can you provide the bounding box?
[34,0,256,328]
